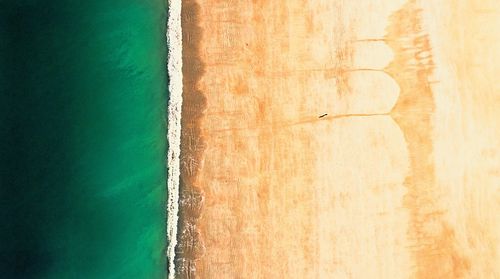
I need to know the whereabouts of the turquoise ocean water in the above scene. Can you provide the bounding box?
[1,1,167,278]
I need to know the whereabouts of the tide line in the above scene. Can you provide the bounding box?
[166,0,182,278]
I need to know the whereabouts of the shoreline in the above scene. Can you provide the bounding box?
[166,0,183,278]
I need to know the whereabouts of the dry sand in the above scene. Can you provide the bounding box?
[175,0,500,278]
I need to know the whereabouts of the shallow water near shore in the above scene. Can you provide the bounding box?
[1,1,167,278]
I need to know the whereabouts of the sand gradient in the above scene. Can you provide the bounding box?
[174,0,500,278]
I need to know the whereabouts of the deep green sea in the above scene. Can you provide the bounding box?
[1,1,167,278]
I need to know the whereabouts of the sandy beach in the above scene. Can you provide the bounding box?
[175,0,500,278]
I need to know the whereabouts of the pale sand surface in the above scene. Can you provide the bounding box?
[176,0,500,278]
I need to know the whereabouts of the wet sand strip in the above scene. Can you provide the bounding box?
[175,0,207,278]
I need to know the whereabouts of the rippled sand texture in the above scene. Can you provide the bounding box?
[175,0,500,278]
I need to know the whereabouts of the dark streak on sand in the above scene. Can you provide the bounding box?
[175,0,207,278]
[386,1,470,277]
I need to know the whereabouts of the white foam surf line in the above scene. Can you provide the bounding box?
[166,0,182,278]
